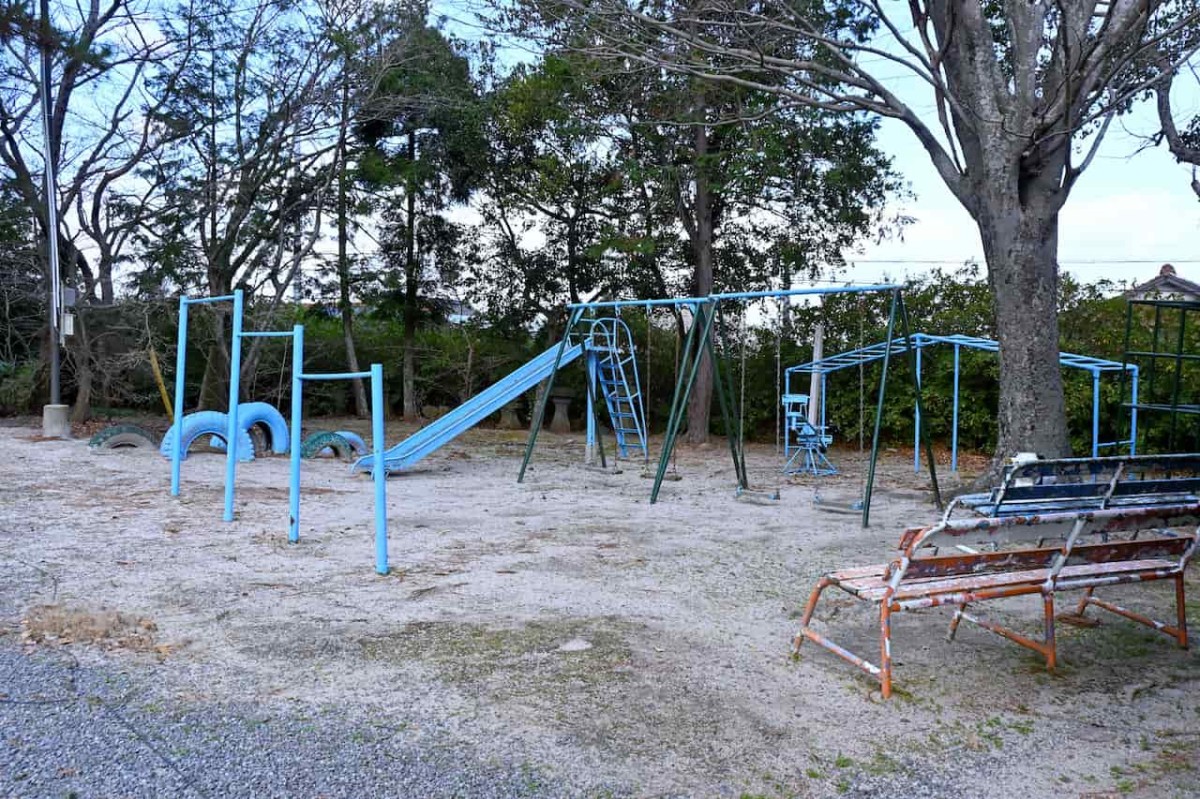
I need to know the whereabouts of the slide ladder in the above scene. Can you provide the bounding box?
[588,318,648,459]
[352,341,584,475]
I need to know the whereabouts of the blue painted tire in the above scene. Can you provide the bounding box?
[238,402,289,454]
[160,411,256,462]
[332,430,367,456]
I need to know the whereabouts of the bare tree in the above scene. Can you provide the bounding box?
[1154,66,1200,198]
[515,0,1200,464]
[0,0,193,419]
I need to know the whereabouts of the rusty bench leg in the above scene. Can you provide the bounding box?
[880,601,894,699]
[1177,574,1189,650]
[792,576,832,654]
[1080,575,1190,649]
[1043,592,1057,672]
[1074,587,1096,617]
[947,603,968,641]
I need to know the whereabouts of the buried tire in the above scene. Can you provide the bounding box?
[89,424,160,450]
[300,431,355,461]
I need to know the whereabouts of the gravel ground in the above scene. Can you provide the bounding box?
[0,641,625,799]
[3,422,1199,798]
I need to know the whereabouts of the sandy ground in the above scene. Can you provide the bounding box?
[2,417,1199,798]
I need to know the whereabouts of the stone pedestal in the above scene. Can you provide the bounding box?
[549,397,572,434]
[41,404,71,439]
[497,400,522,430]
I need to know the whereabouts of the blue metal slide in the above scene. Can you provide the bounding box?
[352,342,584,475]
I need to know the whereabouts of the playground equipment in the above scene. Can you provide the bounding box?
[169,289,389,574]
[781,393,835,475]
[351,318,651,476]
[350,342,581,475]
[520,285,941,526]
[786,332,1139,474]
[161,410,257,461]
[1121,297,1200,452]
[287,323,388,574]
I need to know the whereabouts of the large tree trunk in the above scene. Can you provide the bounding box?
[978,197,1071,467]
[402,130,420,420]
[685,119,714,445]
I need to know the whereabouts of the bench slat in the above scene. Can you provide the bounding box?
[838,558,1178,602]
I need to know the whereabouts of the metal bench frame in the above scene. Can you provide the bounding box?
[793,504,1200,698]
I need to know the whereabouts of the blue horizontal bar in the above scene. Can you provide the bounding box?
[711,284,900,301]
[298,371,372,381]
[183,294,235,305]
[568,297,709,310]
[241,331,296,338]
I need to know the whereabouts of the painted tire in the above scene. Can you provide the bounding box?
[89,424,159,450]
[237,402,289,454]
[332,430,367,456]
[301,431,355,461]
[159,411,256,462]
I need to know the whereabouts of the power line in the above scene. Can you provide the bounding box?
[847,258,1200,265]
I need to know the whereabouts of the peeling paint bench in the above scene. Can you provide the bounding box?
[949,454,1200,519]
[793,504,1200,698]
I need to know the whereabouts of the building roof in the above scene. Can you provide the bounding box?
[1124,264,1200,300]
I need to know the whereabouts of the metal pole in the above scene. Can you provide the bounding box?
[288,325,304,543]
[171,297,189,496]
[862,292,898,527]
[518,307,582,482]
[222,289,244,522]
[1169,306,1187,450]
[652,302,714,503]
[900,293,941,510]
[951,344,960,473]
[712,301,747,490]
[371,363,388,575]
[1130,366,1139,456]
[914,345,922,473]
[39,0,61,405]
[585,352,597,465]
[1092,371,1101,458]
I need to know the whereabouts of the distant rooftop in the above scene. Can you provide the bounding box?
[1124,264,1200,301]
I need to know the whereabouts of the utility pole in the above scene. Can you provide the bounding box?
[40,0,69,437]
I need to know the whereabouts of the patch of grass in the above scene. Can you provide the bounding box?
[833,754,854,769]
[804,769,823,780]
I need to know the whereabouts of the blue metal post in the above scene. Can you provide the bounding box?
[1130,367,1139,456]
[171,296,189,496]
[1091,371,1101,458]
[914,345,922,473]
[371,363,388,575]
[222,289,244,522]
[951,345,960,473]
[288,325,304,543]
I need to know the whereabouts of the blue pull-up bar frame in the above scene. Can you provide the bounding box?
[287,323,389,575]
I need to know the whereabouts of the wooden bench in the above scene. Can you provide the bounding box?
[950,454,1200,519]
[793,504,1200,698]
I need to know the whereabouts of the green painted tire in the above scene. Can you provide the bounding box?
[300,431,354,461]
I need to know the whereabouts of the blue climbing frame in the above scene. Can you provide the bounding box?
[288,323,389,575]
[784,332,1140,473]
[170,291,389,574]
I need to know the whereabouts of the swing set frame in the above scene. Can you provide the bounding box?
[518,285,942,526]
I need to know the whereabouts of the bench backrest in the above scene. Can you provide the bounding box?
[892,503,1200,585]
[987,454,1200,515]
